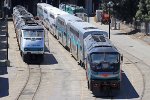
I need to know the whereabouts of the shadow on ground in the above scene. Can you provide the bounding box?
[25,45,58,65]
[114,29,140,35]
[0,77,9,97]
[92,72,139,99]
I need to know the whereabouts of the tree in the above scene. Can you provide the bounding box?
[112,0,139,23]
[136,0,150,21]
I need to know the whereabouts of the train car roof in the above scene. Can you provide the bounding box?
[84,34,119,53]
[45,6,68,17]
[69,21,108,37]
[89,46,119,54]
[21,25,44,30]
[57,14,83,24]
[37,3,52,8]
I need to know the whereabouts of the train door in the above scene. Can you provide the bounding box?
[43,9,48,28]
[51,15,56,35]
[71,36,78,60]
[20,30,23,51]
[78,43,83,63]
[62,26,67,47]
[49,13,54,34]
[58,28,63,43]
[69,37,72,52]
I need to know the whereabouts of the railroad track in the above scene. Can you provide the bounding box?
[116,48,149,100]
[121,51,146,100]
[15,64,42,100]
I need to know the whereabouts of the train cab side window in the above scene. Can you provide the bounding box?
[50,14,54,19]
[64,32,67,36]
[80,46,82,51]
[58,19,64,26]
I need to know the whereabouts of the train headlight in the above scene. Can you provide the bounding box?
[40,48,43,51]
[24,48,28,51]
[90,66,97,71]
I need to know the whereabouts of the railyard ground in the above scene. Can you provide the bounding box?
[0,17,150,100]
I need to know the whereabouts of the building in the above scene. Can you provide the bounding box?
[0,0,101,17]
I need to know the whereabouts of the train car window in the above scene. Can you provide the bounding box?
[80,46,82,51]
[37,31,44,37]
[44,10,47,14]
[23,30,30,37]
[58,19,64,26]
[70,27,79,38]
[64,32,67,36]
[50,14,54,19]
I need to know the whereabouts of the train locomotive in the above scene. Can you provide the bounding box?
[13,5,45,63]
[84,34,123,91]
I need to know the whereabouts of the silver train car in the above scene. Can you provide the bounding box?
[13,5,45,63]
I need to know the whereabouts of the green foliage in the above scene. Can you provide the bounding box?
[136,0,150,21]
[109,0,139,23]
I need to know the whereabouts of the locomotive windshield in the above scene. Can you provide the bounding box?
[90,52,120,72]
[23,30,44,37]
[91,53,119,64]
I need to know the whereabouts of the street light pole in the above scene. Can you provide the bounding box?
[108,5,110,39]
[107,1,114,39]
[87,1,89,22]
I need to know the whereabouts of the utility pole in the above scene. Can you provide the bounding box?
[108,5,110,39]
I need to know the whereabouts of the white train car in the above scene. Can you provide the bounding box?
[46,7,69,36]
[37,3,52,21]
[56,14,83,48]
[13,5,45,63]
[37,3,69,36]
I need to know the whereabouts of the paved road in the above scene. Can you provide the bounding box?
[0,19,149,100]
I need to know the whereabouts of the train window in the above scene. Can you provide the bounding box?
[70,27,79,38]
[37,31,44,37]
[23,30,43,37]
[50,14,54,19]
[58,19,64,26]
[90,53,119,64]
[64,32,67,36]
[23,30,30,37]
[44,10,47,14]
[80,46,82,51]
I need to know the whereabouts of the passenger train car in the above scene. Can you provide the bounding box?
[84,34,123,91]
[13,5,45,62]
[56,14,84,47]
[36,3,123,92]
[37,3,68,36]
